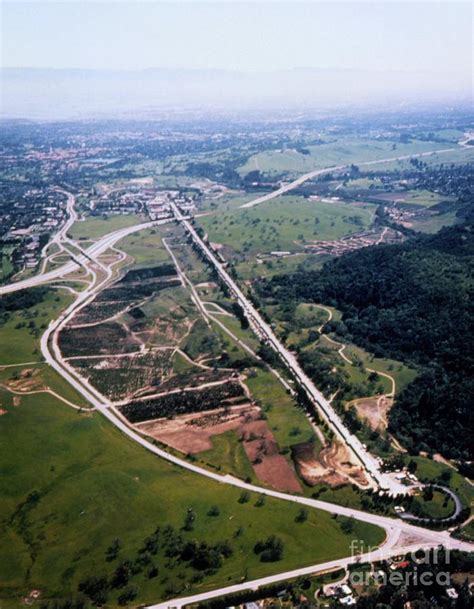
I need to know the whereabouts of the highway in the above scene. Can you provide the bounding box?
[1,148,471,608]
[239,147,456,209]
[0,217,168,295]
[4,213,469,609]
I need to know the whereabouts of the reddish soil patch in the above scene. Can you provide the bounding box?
[136,404,301,493]
[241,418,301,493]
[0,409,7,416]
[292,441,369,488]
[137,404,256,453]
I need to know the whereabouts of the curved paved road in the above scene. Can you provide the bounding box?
[240,147,456,209]
[0,218,167,295]
[2,149,471,608]
[33,222,472,609]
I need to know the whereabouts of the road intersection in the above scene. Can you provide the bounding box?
[1,152,472,607]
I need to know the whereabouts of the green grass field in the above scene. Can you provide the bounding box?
[401,190,454,208]
[0,246,15,283]
[119,226,172,266]
[235,252,325,281]
[200,430,256,482]
[69,213,146,241]
[198,196,375,258]
[406,457,474,511]
[0,363,89,408]
[411,490,455,520]
[458,519,474,542]
[410,210,460,234]
[0,289,74,365]
[0,391,384,607]
[210,315,261,352]
[245,368,318,450]
[342,343,417,397]
[238,139,446,178]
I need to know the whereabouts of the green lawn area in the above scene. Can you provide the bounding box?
[0,289,74,365]
[410,211,460,234]
[120,226,172,266]
[0,391,385,607]
[198,196,375,259]
[458,519,474,542]
[0,363,90,408]
[200,430,256,482]
[406,456,474,511]
[411,490,455,520]
[238,138,445,178]
[245,368,317,450]
[402,190,454,208]
[211,315,261,352]
[69,213,147,241]
[342,343,417,397]
[236,252,324,281]
[0,246,15,283]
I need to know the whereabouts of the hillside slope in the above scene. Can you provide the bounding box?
[258,222,474,460]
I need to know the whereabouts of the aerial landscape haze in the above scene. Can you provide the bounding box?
[0,1,473,608]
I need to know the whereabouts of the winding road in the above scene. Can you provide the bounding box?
[1,150,472,608]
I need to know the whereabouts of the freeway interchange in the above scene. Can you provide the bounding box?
[1,170,472,607]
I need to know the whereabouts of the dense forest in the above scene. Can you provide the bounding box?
[257,221,474,460]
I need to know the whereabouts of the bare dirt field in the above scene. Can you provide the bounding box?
[136,404,257,453]
[5,368,45,393]
[136,404,302,492]
[351,395,392,432]
[292,440,369,488]
[241,417,302,493]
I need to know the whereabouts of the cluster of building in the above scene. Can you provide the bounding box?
[323,581,356,605]
[304,228,402,257]
[89,182,197,220]
[1,188,67,270]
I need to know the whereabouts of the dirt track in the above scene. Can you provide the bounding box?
[292,441,369,488]
[351,395,393,432]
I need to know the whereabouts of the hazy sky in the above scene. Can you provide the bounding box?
[2,1,472,77]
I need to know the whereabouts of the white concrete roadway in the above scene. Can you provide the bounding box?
[240,147,456,209]
[171,201,389,490]
[146,541,459,609]
[2,150,471,608]
[0,218,169,295]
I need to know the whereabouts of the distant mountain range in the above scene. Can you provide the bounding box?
[1,66,470,119]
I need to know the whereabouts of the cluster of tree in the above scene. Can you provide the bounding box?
[231,301,249,329]
[257,222,473,460]
[95,277,180,302]
[356,549,473,609]
[78,521,235,606]
[119,263,177,283]
[253,535,284,562]
[119,382,245,423]
[0,287,49,318]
